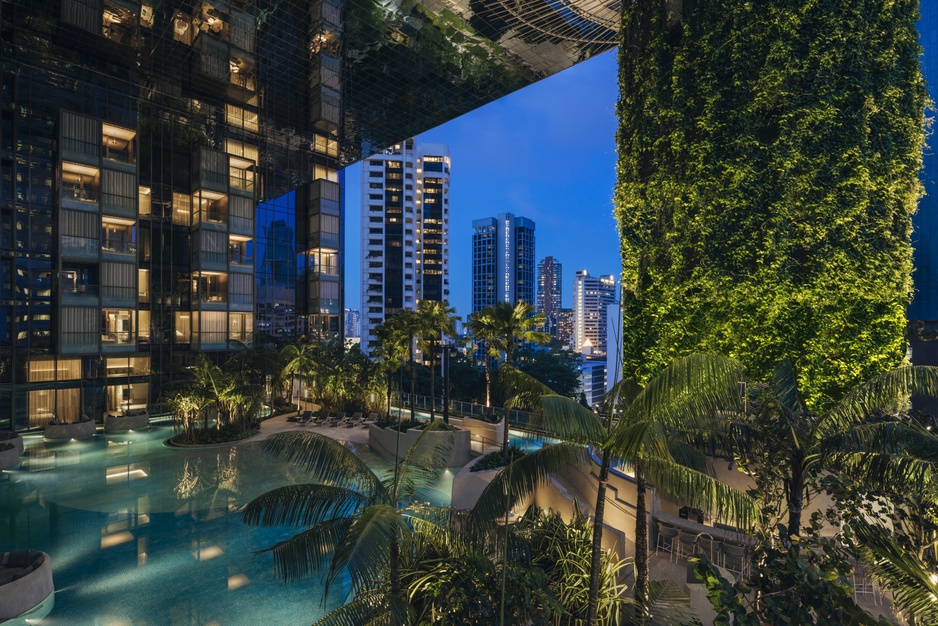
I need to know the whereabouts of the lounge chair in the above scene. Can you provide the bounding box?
[298,410,313,426]
[311,409,329,426]
[361,413,378,427]
[346,412,363,427]
[328,411,345,427]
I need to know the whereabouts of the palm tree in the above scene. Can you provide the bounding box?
[415,300,460,422]
[476,355,759,620]
[731,360,938,538]
[373,320,409,421]
[468,302,551,449]
[377,311,421,422]
[281,337,319,411]
[243,422,454,623]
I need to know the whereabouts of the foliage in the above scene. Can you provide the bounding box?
[414,300,460,422]
[243,422,455,618]
[513,347,581,399]
[470,445,527,472]
[170,423,259,446]
[694,517,890,626]
[518,507,629,625]
[616,0,928,413]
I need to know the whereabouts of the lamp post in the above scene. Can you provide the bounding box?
[442,342,452,424]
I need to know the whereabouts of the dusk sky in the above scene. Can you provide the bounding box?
[343,50,622,320]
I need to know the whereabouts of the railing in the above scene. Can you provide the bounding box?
[399,392,535,429]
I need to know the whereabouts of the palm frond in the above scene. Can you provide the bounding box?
[312,591,415,626]
[499,364,557,411]
[851,518,938,623]
[607,420,674,464]
[471,442,585,523]
[241,484,371,528]
[667,440,711,474]
[328,504,411,596]
[771,359,809,422]
[644,457,759,530]
[626,354,746,428]
[261,517,352,582]
[260,431,386,500]
[394,421,456,502]
[536,394,607,444]
[820,366,938,438]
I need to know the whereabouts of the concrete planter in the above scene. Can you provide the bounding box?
[452,416,505,450]
[104,412,149,432]
[0,550,55,623]
[368,424,473,468]
[451,455,499,510]
[43,419,96,441]
[0,444,19,470]
[0,431,23,454]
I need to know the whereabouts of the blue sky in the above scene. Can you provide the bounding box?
[342,50,621,320]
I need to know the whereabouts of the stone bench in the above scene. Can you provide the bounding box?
[0,430,22,454]
[43,419,97,441]
[104,410,149,432]
[0,550,55,621]
[0,442,19,470]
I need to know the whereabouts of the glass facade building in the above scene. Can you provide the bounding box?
[1,0,615,431]
[471,213,535,313]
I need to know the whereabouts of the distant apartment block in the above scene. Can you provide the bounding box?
[572,270,617,355]
[344,309,361,338]
[361,139,451,353]
[556,308,575,347]
[472,213,535,313]
[537,256,562,335]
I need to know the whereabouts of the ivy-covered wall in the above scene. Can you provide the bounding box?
[615,0,928,411]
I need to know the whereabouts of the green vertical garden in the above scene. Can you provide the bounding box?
[616,0,929,410]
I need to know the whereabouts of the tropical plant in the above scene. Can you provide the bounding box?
[727,361,938,538]
[242,422,454,623]
[694,515,890,625]
[281,337,319,411]
[375,311,421,421]
[476,356,759,621]
[415,299,460,422]
[468,301,550,449]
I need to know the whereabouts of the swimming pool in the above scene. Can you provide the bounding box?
[0,425,454,625]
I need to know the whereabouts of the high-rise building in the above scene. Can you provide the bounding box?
[572,270,617,355]
[471,213,535,313]
[556,308,575,347]
[0,0,615,433]
[344,309,361,339]
[360,140,450,353]
[537,256,562,335]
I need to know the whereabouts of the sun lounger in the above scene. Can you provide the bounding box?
[298,410,313,426]
[361,413,378,427]
[328,411,345,427]
[311,409,329,426]
[346,412,363,427]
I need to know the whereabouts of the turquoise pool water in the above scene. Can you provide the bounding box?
[0,426,454,625]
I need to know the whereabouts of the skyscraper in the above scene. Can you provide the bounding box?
[537,256,562,335]
[1,0,615,433]
[471,213,535,313]
[360,140,451,352]
[572,270,617,355]
[344,309,361,339]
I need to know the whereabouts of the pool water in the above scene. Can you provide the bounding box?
[0,425,454,625]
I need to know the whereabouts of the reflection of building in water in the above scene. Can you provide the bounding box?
[2,0,618,432]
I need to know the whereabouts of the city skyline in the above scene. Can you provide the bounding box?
[343,51,622,321]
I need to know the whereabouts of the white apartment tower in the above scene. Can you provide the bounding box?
[361,139,451,353]
[572,270,617,355]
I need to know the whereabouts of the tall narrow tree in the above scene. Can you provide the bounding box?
[415,299,459,422]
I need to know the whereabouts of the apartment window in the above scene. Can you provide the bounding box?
[28,358,82,383]
[225,104,259,132]
[61,162,99,207]
[102,309,135,345]
[101,217,136,254]
[312,134,339,158]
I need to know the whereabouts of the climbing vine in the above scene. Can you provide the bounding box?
[615,0,928,411]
